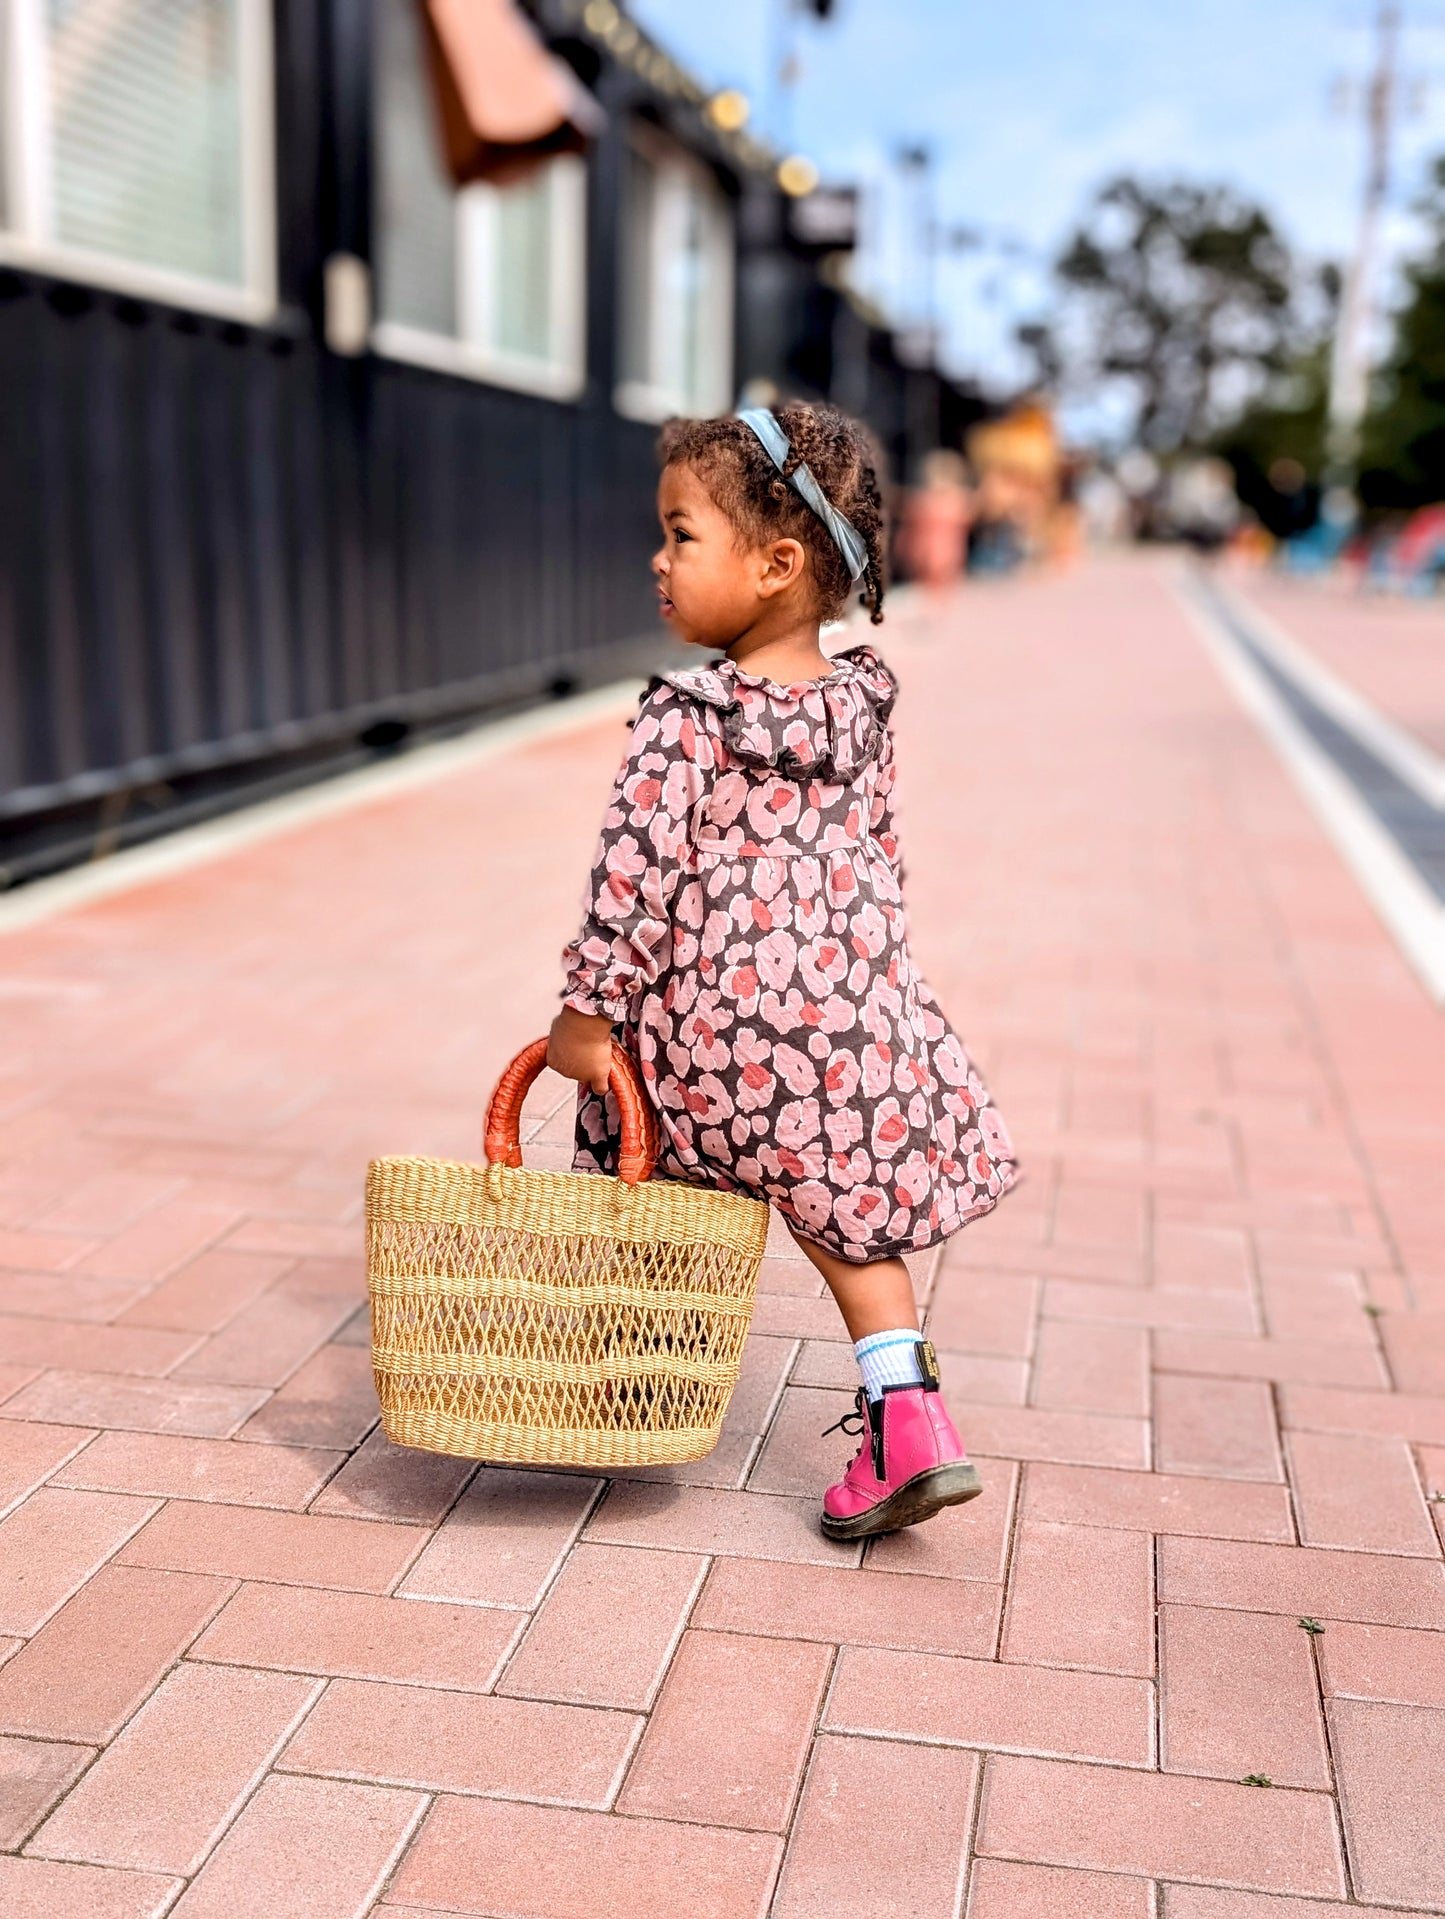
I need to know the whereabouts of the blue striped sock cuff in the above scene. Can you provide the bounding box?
[854,1329,926,1400]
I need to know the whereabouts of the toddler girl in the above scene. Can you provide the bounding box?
[548,402,1019,1538]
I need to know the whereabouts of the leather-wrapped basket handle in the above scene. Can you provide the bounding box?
[484,1037,658,1186]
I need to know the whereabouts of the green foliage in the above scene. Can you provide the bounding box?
[1053,176,1296,453]
[1359,155,1445,511]
[1298,1617,1326,1635]
[1213,343,1331,535]
[1240,1774,1274,1788]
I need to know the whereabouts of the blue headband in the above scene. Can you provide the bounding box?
[735,408,869,582]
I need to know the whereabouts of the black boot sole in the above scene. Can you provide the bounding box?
[820,1460,983,1541]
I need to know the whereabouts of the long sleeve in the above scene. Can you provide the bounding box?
[868,724,903,876]
[561,686,710,1021]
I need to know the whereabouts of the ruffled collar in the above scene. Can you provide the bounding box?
[657,644,897,783]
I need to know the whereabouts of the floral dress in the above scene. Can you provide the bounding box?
[561,644,1019,1264]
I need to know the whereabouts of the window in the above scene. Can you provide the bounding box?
[0,0,274,319]
[372,0,586,400]
[616,126,733,422]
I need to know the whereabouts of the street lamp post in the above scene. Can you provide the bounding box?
[767,0,840,153]
[894,142,934,350]
[1327,0,1402,496]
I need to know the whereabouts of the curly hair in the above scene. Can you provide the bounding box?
[657,401,888,626]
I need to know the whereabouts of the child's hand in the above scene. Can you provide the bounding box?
[547,1007,615,1095]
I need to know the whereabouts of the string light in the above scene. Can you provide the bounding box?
[575,0,780,179]
[706,90,751,132]
[777,155,819,197]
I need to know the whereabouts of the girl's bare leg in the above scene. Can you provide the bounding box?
[786,1225,919,1343]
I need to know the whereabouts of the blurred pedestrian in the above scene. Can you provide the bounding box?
[896,449,974,597]
[1166,456,1240,555]
[966,402,1061,573]
[547,400,1020,1540]
[1076,461,1131,545]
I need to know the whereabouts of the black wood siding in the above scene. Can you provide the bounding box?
[0,0,660,850]
[0,0,969,879]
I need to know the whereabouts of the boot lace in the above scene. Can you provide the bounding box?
[821,1387,866,1440]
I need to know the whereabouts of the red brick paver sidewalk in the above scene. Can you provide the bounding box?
[1230,569,1445,760]
[1,557,1443,1918]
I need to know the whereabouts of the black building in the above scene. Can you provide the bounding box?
[0,0,972,883]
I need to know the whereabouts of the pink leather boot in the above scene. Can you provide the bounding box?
[821,1342,981,1540]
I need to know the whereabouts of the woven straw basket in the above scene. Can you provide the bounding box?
[366,1038,770,1467]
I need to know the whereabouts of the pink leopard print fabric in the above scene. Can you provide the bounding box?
[562,644,1019,1264]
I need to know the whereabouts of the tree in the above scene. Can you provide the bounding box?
[1359,154,1445,511]
[1013,320,1064,393]
[1052,176,1297,453]
[1213,342,1330,536]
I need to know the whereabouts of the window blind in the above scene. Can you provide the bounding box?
[43,0,246,285]
[374,0,457,335]
[493,166,552,362]
[617,131,732,417]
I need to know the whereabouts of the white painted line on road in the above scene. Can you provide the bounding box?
[1179,578,1445,1005]
[0,680,644,937]
[1207,578,1445,810]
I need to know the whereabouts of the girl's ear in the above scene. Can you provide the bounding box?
[758,537,807,599]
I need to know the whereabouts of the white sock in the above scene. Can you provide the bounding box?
[854,1329,926,1401]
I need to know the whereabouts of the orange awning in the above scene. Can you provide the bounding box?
[423,0,605,188]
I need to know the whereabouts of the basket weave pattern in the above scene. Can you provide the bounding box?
[366,1048,769,1466]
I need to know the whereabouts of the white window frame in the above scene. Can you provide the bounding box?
[372,155,588,403]
[614,126,734,424]
[0,0,276,323]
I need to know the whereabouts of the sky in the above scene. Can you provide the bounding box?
[631,0,1445,400]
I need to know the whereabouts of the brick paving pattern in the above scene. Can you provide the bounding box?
[1,556,1443,1917]
[1236,572,1445,758]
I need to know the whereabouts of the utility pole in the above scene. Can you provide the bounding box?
[1326,1,1402,485]
[894,143,934,345]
